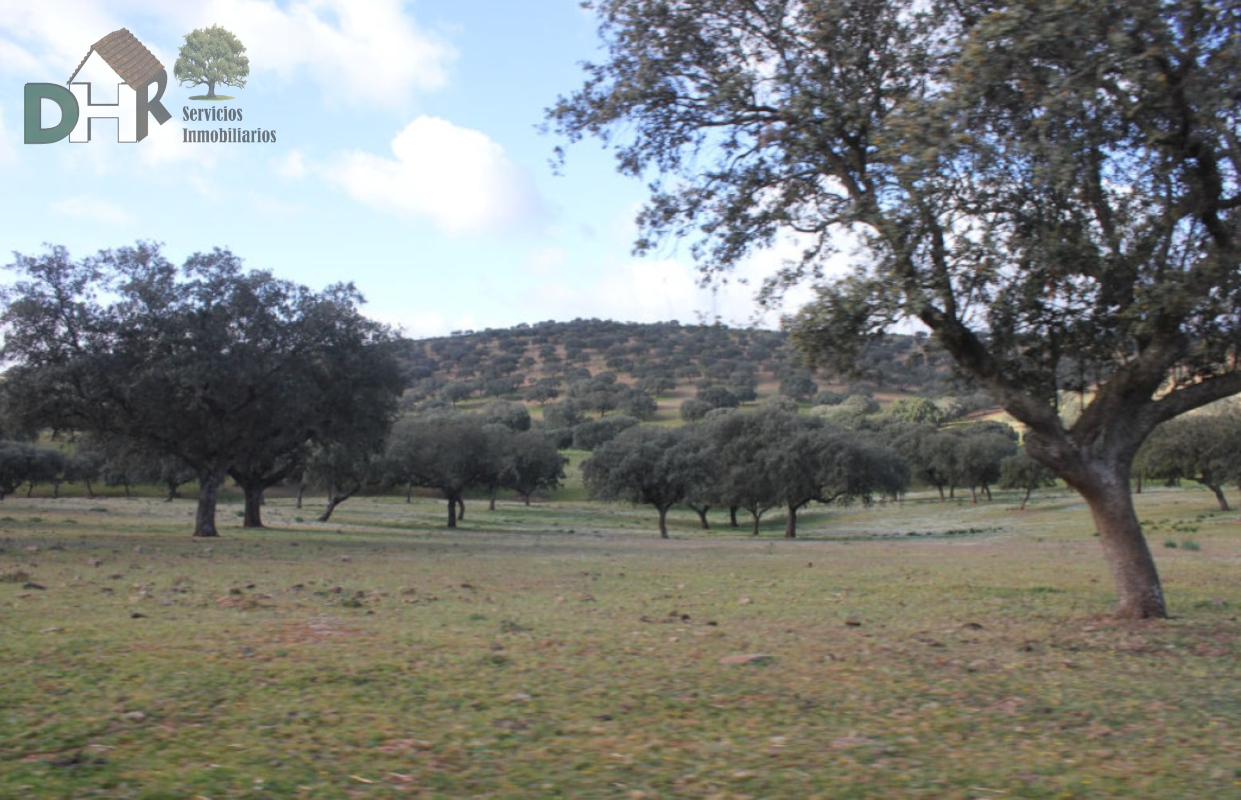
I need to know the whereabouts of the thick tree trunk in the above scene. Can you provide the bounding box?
[1206,483,1230,511]
[457,496,466,521]
[936,485,945,501]
[85,479,96,499]
[657,505,670,539]
[242,483,265,528]
[689,503,710,530]
[489,484,497,511]
[446,492,458,528]
[296,482,305,509]
[193,466,227,537]
[1077,470,1167,619]
[729,506,739,527]
[750,509,763,536]
[784,502,799,538]
[164,480,180,502]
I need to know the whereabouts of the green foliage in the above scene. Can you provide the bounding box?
[482,400,532,432]
[582,424,711,536]
[1136,410,1241,511]
[0,243,403,535]
[552,0,1241,617]
[999,451,1057,509]
[385,414,495,527]
[174,25,249,99]
[571,415,639,451]
[882,397,946,427]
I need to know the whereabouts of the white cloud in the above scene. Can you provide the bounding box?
[523,246,566,277]
[247,191,308,218]
[204,0,454,107]
[0,0,452,109]
[324,115,547,236]
[273,148,307,179]
[0,1,121,79]
[50,195,133,225]
[0,105,17,167]
[522,257,726,327]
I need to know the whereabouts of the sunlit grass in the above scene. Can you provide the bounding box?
[2,487,1238,797]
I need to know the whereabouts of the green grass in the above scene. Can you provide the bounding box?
[1,487,1239,797]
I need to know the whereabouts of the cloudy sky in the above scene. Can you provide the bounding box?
[1,0,820,337]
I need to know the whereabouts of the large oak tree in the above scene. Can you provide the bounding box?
[550,0,1241,618]
[0,243,402,536]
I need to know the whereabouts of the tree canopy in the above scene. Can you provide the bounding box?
[551,0,1241,618]
[1136,409,1241,511]
[0,243,403,536]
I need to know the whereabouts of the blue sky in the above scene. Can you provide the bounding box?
[1,1,817,337]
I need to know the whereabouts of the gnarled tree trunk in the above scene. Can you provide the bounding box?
[1077,471,1166,619]
[784,502,799,538]
[1031,429,1166,620]
[242,484,265,527]
[656,504,671,539]
[193,465,228,537]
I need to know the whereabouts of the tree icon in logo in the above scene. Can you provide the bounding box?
[174,25,249,101]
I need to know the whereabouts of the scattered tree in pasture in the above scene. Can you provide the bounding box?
[956,425,1020,503]
[304,440,383,523]
[483,400,532,432]
[699,410,784,535]
[63,446,104,498]
[999,451,1057,510]
[21,446,66,498]
[679,398,713,423]
[384,414,495,528]
[617,388,658,421]
[583,425,713,538]
[696,385,741,411]
[543,399,586,431]
[894,426,960,501]
[551,0,1241,616]
[1136,412,1241,511]
[571,414,639,451]
[0,441,41,500]
[0,243,402,536]
[524,379,561,405]
[778,371,818,402]
[501,429,568,505]
[440,382,474,406]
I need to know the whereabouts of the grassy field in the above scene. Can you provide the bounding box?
[2,486,1239,799]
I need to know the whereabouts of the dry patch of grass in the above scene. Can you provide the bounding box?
[1,488,1239,797]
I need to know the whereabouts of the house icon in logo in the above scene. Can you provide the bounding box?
[24,28,171,144]
[68,29,166,97]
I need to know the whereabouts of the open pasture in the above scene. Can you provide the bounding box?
[2,487,1239,798]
